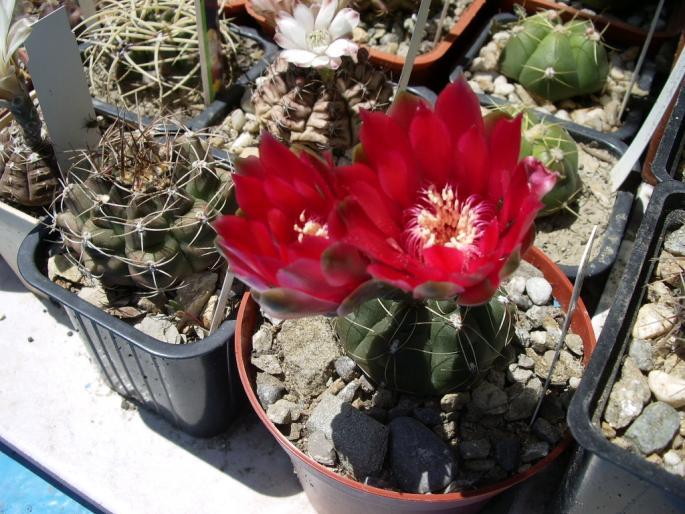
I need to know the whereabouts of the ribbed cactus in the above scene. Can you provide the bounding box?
[335,295,515,395]
[499,12,609,102]
[54,121,233,292]
[252,49,392,154]
[520,110,581,216]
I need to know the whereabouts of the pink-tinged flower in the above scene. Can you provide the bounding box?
[214,134,371,318]
[275,0,359,69]
[334,78,557,305]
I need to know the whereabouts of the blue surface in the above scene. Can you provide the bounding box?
[0,446,94,514]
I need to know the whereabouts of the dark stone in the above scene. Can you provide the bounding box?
[494,437,521,472]
[389,417,457,493]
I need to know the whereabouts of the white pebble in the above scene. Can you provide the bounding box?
[525,277,552,306]
[648,370,685,408]
[632,303,676,340]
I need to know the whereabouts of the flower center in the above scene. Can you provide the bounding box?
[294,211,329,242]
[307,29,331,51]
[408,184,492,257]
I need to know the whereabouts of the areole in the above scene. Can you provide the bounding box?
[234,246,597,514]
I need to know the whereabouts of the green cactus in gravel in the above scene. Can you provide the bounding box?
[54,121,233,292]
[520,109,581,217]
[499,11,609,102]
[335,294,515,395]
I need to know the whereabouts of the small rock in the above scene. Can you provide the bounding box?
[286,423,302,441]
[251,354,283,375]
[648,371,685,408]
[389,417,457,493]
[532,418,562,444]
[665,225,685,256]
[230,109,246,132]
[307,393,388,478]
[464,459,496,472]
[525,277,552,306]
[175,272,218,318]
[530,331,548,353]
[494,438,520,472]
[351,26,368,44]
[459,438,491,459]
[628,338,654,371]
[565,334,584,356]
[517,354,535,369]
[510,293,533,310]
[134,315,181,344]
[632,303,677,340]
[569,377,581,389]
[47,254,83,283]
[625,402,680,455]
[252,323,275,354]
[338,380,360,403]
[494,81,515,97]
[372,388,394,409]
[506,376,542,421]
[656,252,685,287]
[255,372,285,408]
[507,363,533,383]
[279,317,341,399]
[433,420,458,441]
[604,357,651,429]
[266,399,301,425]
[229,132,253,152]
[664,450,685,477]
[358,374,375,393]
[521,441,550,463]
[307,431,337,466]
[77,285,109,309]
[413,407,442,427]
[526,305,560,328]
[472,381,508,415]
[334,356,357,382]
[440,392,470,412]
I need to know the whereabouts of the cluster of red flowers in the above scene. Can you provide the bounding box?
[215,79,557,318]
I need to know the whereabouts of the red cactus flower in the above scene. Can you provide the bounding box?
[334,78,557,305]
[214,134,371,318]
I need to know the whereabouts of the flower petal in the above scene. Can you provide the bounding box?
[409,109,452,186]
[293,2,315,32]
[325,38,358,58]
[315,0,337,30]
[275,13,307,49]
[436,76,483,147]
[329,8,359,39]
[280,48,317,66]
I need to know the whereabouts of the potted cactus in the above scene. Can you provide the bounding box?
[454,10,656,140]
[209,0,393,157]
[18,117,244,437]
[245,0,487,79]
[77,0,270,125]
[218,79,596,511]
[0,0,60,283]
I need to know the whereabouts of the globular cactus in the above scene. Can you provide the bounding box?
[499,11,609,102]
[0,120,59,207]
[78,0,238,117]
[252,48,392,154]
[519,110,581,216]
[335,294,515,395]
[54,120,233,292]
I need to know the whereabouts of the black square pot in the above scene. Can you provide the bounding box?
[557,180,685,513]
[650,81,685,184]
[18,225,243,438]
[85,24,278,133]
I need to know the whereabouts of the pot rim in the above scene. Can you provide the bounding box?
[235,245,597,503]
[243,0,486,72]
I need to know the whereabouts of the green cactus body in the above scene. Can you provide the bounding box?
[499,12,609,102]
[56,127,233,292]
[335,295,515,395]
[520,110,581,216]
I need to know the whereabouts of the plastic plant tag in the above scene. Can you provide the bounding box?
[194,0,222,106]
[24,7,100,174]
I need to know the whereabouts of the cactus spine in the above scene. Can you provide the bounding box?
[499,11,609,102]
[335,295,515,395]
[54,120,233,292]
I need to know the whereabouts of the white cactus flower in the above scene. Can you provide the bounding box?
[275,0,359,70]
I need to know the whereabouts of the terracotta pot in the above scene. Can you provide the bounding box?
[234,246,597,514]
[220,0,247,17]
[245,0,487,80]
[501,0,685,50]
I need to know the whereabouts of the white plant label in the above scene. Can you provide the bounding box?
[24,7,100,175]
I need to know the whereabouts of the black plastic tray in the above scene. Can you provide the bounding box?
[17,225,243,438]
[558,181,685,513]
[449,13,656,142]
[650,82,685,184]
[84,24,278,132]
